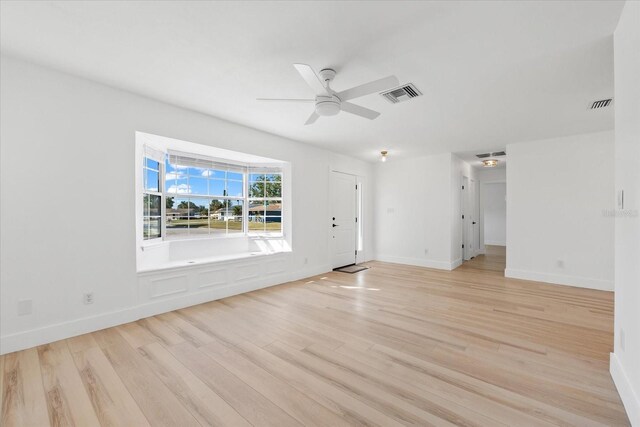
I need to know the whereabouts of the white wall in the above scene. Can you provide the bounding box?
[477,167,506,182]
[505,130,615,290]
[374,153,455,270]
[611,1,640,424]
[483,183,507,246]
[0,55,374,354]
[373,153,476,270]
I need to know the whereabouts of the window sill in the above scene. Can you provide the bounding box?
[137,247,290,275]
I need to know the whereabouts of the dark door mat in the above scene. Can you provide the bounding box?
[334,264,369,274]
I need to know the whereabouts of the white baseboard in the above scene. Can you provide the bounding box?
[450,258,463,269]
[610,352,640,426]
[484,241,506,246]
[374,254,457,271]
[504,268,614,291]
[0,264,330,355]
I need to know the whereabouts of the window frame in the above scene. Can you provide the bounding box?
[144,152,284,242]
[142,157,164,242]
[247,171,283,236]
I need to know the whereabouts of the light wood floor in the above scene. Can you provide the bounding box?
[1,250,630,426]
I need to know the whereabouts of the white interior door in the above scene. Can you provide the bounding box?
[330,171,357,269]
[469,179,477,257]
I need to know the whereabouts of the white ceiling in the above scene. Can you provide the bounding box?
[0,1,623,162]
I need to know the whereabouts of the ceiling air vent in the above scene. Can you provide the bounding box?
[590,99,612,109]
[381,83,422,104]
[476,151,506,158]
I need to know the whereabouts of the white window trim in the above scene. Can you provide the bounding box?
[145,154,284,243]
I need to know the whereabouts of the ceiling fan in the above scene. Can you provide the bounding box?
[258,64,399,125]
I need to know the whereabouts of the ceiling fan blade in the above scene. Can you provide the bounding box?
[337,75,399,101]
[293,63,329,96]
[256,98,315,102]
[305,111,319,125]
[341,102,380,120]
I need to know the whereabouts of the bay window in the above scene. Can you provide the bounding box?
[141,149,283,242]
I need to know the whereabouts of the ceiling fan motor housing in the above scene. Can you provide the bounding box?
[315,95,341,116]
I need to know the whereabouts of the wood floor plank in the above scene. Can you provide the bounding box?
[137,316,185,347]
[197,329,405,427]
[155,311,216,347]
[65,333,99,354]
[1,348,50,427]
[37,341,101,426]
[199,338,352,426]
[167,341,302,427]
[265,339,458,426]
[71,345,151,427]
[92,328,200,427]
[138,341,251,427]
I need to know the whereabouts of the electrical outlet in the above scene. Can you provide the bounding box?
[620,328,625,351]
[83,292,94,305]
[18,299,32,316]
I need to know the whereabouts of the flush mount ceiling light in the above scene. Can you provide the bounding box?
[482,159,498,168]
[380,150,388,162]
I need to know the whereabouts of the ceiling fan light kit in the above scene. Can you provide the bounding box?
[258,63,399,125]
[315,95,341,116]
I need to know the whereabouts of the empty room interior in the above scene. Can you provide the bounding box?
[1,1,639,426]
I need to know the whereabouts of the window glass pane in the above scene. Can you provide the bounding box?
[148,194,161,216]
[266,181,281,198]
[148,217,161,239]
[143,195,150,216]
[228,171,243,181]
[143,217,161,239]
[249,179,265,198]
[166,158,181,172]
[265,200,282,233]
[188,177,208,196]
[248,201,265,232]
[188,199,209,235]
[166,197,191,238]
[249,173,264,182]
[145,158,160,171]
[209,179,225,196]
[209,199,227,234]
[227,200,244,234]
[227,180,243,197]
[145,169,159,192]
[165,196,176,211]
[188,167,206,177]
[202,169,225,179]
[143,217,150,239]
[265,217,282,233]
[166,178,188,194]
[208,199,243,234]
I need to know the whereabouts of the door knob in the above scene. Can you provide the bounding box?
[332,224,339,227]
[472,221,476,224]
